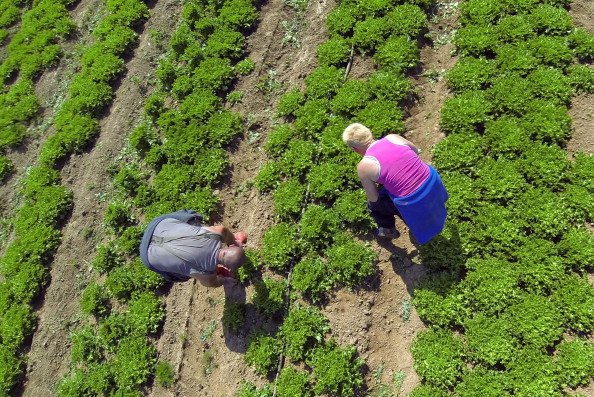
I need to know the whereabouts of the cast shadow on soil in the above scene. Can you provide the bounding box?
[378,222,465,298]
[221,282,251,353]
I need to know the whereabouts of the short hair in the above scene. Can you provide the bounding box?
[221,246,246,270]
[342,123,373,149]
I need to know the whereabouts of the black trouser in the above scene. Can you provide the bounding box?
[367,194,402,229]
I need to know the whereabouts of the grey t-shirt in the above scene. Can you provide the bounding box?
[147,218,222,277]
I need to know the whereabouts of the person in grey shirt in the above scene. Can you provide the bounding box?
[140,210,246,287]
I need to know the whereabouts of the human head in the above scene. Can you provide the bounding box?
[342,123,374,151]
[218,246,246,270]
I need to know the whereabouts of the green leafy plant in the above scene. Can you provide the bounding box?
[80,281,110,317]
[275,367,312,397]
[222,301,246,334]
[261,222,300,269]
[325,235,375,287]
[307,340,364,397]
[440,90,492,134]
[279,305,329,361]
[373,36,420,72]
[273,179,305,220]
[555,338,594,388]
[244,331,282,375]
[291,253,334,302]
[411,328,466,388]
[251,278,286,317]
[154,361,175,388]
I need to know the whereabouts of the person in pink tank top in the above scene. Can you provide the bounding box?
[342,123,448,242]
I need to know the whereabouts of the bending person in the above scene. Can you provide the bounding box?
[343,123,448,244]
[139,209,247,287]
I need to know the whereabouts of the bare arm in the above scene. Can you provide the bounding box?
[357,159,380,202]
[203,225,236,245]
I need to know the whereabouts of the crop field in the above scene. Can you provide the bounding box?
[0,0,593,396]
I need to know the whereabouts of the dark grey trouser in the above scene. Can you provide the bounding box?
[367,194,402,229]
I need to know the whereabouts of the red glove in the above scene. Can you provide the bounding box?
[233,232,247,244]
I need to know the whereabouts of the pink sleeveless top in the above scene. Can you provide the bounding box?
[364,137,430,197]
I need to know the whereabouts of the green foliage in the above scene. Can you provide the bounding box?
[293,99,332,139]
[111,335,156,390]
[223,301,245,334]
[93,243,123,274]
[275,367,312,397]
[555,338,594,388]
[431,132,485,173]
[325,234,375,287]
[352,17,388,52]
[367,71,411,102]
[519,142,569,189]
[521,100,572,145]
[568,27,594,61]
[280,139,317,178]
[317,36,351,68]
[440,90,492,134]
[504,346,562,396]
[567,64,594,94]
[332,189,374,231]
[459,0,502,25]
[276,89,305,118]
[503,293,564,348]
[384,4,427,36]
[373,36,420,72]
[105,200,134,234]
[304,66,343,99]
[515,188,571,238]
[454,25,498,56]
[484,116,532,159]
[530,4,572,35]
[446,56,496,93]
[193,57,235,93]
[461,258,521,315]
[527,35,573,68]
[463,313,517,366]
[513,238,565,294]
[154,361,175,388]
[0,345,24,396]
[236,381,274,397]
[279,305,329,361]
[557,227,594,272]
[273,179,305,220]
[411,328,466,388]
[299,205,340,249]
[486,74,533,116]
[291,253,334,302]
[307,341,364,397]
[496,14,535,44]
[408,384,450,397]
[551,274,594,333]
[331,80,372,118]
[474,158,528,204]
[80,281,110,317]
[413,272,467,327]
[0,304,35,350]
[326,4,357,37]
[495,42,539,75]
[307,161,353,201]
[235,58,255,75]
[244,331,282,375]
[236,248,262,284]
[356,99,405,136]
[70,325,102,364]
[252,278,286,317]
[126,292,164,335]
[261,222,300,269]
[264,125,296,156]
[455,368,511,397]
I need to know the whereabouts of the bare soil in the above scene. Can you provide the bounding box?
[8,0,594,396]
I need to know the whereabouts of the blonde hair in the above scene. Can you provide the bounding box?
[342,123,373,150]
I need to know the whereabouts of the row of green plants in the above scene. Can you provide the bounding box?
[235,0,435,395]
[0,0,150,395]
[55,0,263,394]
[0,0,75,182]
[410,0,594,395]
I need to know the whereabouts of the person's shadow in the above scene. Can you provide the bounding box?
[221,281,250,353]
[376,222,465,299]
